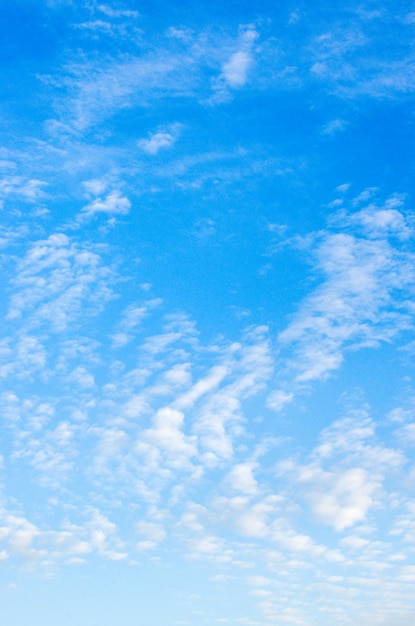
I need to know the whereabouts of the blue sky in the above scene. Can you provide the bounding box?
[1,1,415,625]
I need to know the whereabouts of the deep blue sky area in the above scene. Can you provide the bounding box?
[1,2,415,625]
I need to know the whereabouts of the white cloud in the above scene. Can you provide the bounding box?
[67,365,95,388]
[212,28,258,100]
[135,520,166,544]
[0,176,48,202]
[307,18,415,99]
[5,233,114,332]
[138,124,182,155]
[82,178,108,196]
[225,463,259,494]
[85,507,127,561]
[351,204,411,239]
[92,427,129,475]
[396,422,415,444]
[194,328,273,464]
[48,42,201,131]
[74,20,114,34]
[216,495,280,539]
[321,118,347,135]
[0,335,46,379]
[143,406,198,468]
[271,521,327,557]
[222,50,253,87]
[97,5,139,19]
[175,365,229,409]
[111,299,163,347]
[278,199,415,384]
[11,417,77,487]
[0,212,414,624]
[278,412,405,532]
[267,389,294,412]
[1,5,415,622]
[308,467,378,531]
[341,535,370,549]
[81,190,131,218]
[0,508,97,566]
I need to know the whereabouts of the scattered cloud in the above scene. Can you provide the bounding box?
[97,5,139,19]
[5,233,114,332]
[81,190,131,218]
[321,118,348,135]
[138,124,182,155]
[1,3,415,625]
[277,194,415,384]
[222,50,252,88]
[0,176,48,202]
[211,27,258,101]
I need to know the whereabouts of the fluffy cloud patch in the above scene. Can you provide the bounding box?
[308,467,378,531]
[221,28,258,88]
[81,190,131,218]
[222,51,252,87]
[138,124,182,155]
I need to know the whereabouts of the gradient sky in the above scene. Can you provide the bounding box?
[1,1,415,625]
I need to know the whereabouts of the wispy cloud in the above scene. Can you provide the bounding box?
[97,5,139,19]
[44,24,262,135]
[307,12,415,98]
[277,192,415,385]
[321,118,348,135]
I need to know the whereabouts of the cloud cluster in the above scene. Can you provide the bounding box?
[0,199,414,622]
[1,2,415,623]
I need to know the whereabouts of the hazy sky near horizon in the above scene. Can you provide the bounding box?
[1,1,415,625]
